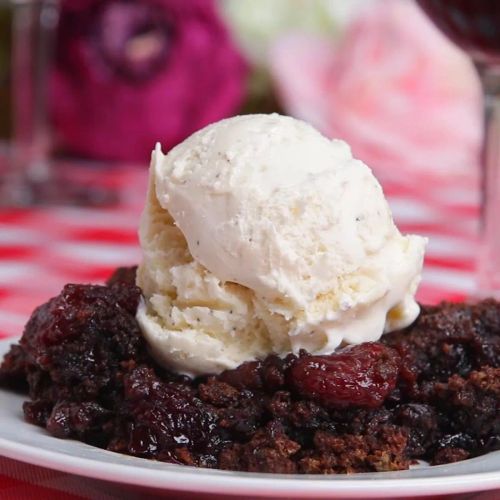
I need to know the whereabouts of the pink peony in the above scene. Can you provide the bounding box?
[269,0,482,179]
[50,0,248,163]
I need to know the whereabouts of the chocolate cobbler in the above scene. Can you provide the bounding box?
[0,267,498,474]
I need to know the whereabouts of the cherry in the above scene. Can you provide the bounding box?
[289,343,401,409]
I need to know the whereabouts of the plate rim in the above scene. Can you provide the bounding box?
[0,338,499,497]
[1,436,500,498]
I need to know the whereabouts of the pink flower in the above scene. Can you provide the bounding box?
[50,0,248,163]
[270,0,482,179]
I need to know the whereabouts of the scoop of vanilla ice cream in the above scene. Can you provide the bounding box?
[137,114,426,376]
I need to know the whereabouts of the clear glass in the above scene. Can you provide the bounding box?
[476,64,500,297]
[416,0,500,298]
[0,0,116,206]
[0,0,57,205]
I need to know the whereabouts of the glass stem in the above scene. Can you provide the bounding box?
[9,0,59,203]
[476,63,500,298]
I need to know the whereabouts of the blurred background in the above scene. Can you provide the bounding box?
[0,0,489,334]
[0,0,482,190]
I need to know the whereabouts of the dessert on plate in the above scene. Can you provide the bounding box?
[1,114,498,474]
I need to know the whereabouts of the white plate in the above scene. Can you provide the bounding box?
[0,338,499,498]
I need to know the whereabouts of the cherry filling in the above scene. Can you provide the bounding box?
[0,268,499,473]
[289,343,401,409]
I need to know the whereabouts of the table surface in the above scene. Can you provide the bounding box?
[0,166,496,499]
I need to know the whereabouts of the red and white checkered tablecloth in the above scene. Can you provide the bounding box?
[0,166,496,499]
